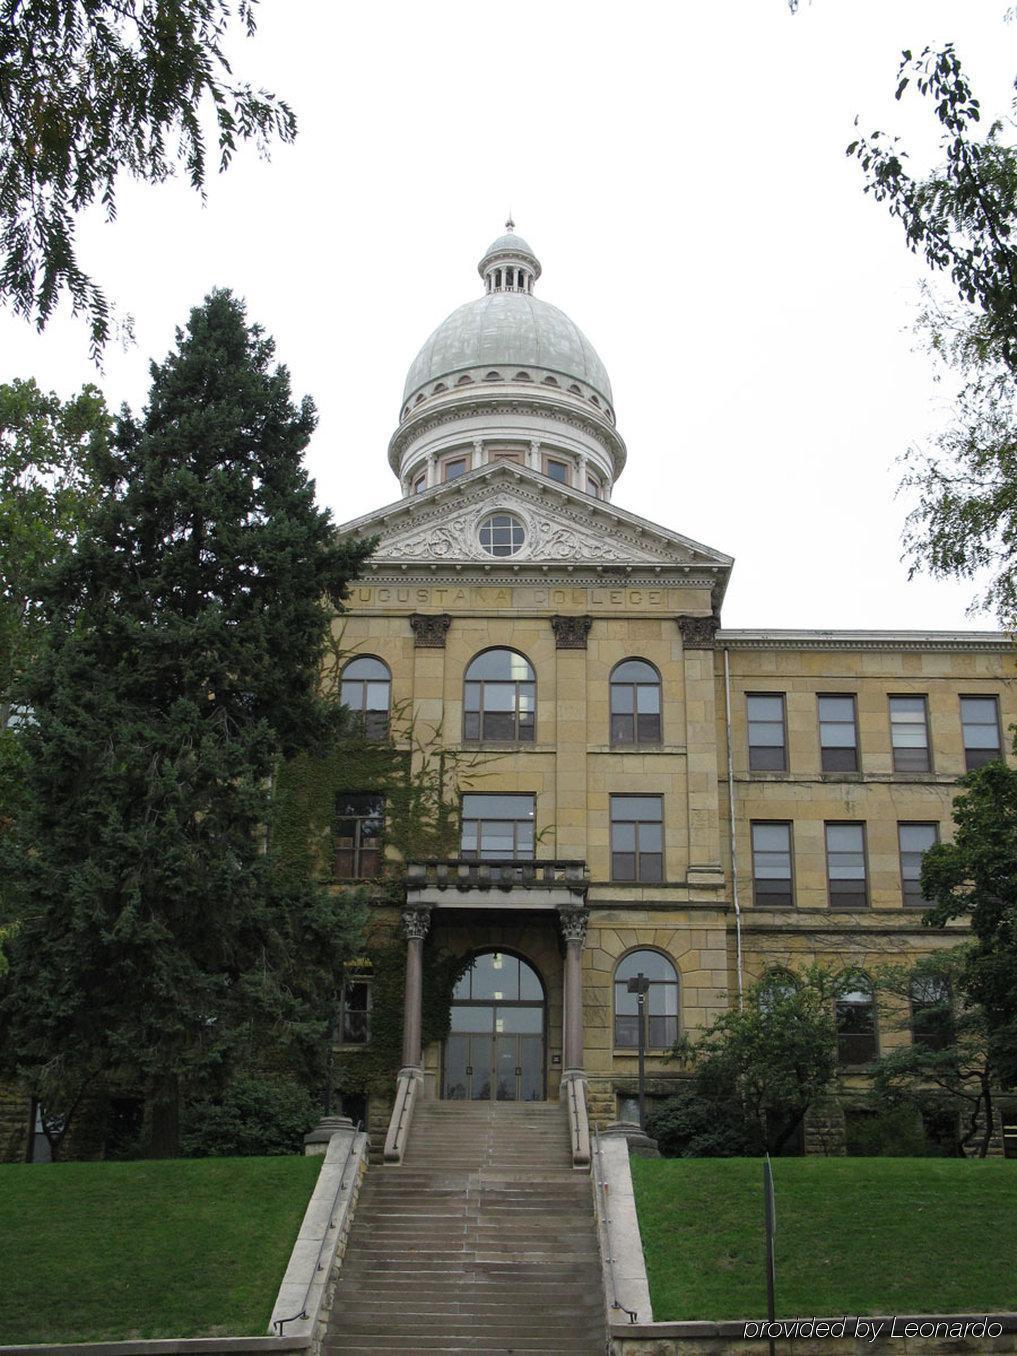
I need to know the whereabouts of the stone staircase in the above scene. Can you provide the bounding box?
[325,1100,607,1354]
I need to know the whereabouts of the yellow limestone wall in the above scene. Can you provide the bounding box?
[337,584,1016,1126]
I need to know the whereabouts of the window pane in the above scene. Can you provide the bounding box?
[820,723,857,747]
[614,660,657,683]
[612,822,636,851]
[636,686,661,714]
[638,853,663,882]
[753,824,790,852]
[827,824,863,852]
[648,1015,678,1047]
[964,726,1000,748]
[463,794,534,818]
[466,649,534,680]
[819,696,855,722]
[612,852,636,880]
[749,745,786,771]
[611,797,662,822]
[611,713,635,743]
[637,713,662,742]
[614,1014,640,1047]
[747,696,783,721]
[611,686,635,713]
[961,697,999,724]
[365,682,390,710]
[750,721,785,746]
[617,951,677,982]
[343,657,389,680]
[900,824,937,854]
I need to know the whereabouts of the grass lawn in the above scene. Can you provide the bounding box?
[0,1155,322,1344]
[631,1157,1017,1322]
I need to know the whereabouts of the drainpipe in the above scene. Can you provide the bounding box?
[723,645,744,1008]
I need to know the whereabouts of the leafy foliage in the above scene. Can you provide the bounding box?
[0,378,109,724]
[918,760,1017,1091]
[871,947,995,1157]
[650,967,849,1157]
[0,291,372,1153]
[0,1,296,357]
[180,1074,318,1157]
[849,45,1017,623]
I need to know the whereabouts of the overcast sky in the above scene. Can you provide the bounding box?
[2,1,1015,630]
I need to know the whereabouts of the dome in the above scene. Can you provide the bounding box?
[402,292,613,406]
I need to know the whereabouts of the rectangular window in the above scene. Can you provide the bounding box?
[334,794,385,879]
[818,694,859,772]
[889,695,931,772]
[412,472,426,494]
[825,822,868,908]
[746,694,786,772]
[339,973,372,1045]
[587,474,603,498]
[751,822,794,907]
[610,796,664,882]
[898,822,939,906]
[544,456,570,484]
[460,793,535,860]
[961,696,1002,770]
[442,456,468,482]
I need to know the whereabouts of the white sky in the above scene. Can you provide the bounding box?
[2,0,1014,629]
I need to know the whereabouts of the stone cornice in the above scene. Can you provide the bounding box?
[718,628,1014,654]
[357,564,725,591]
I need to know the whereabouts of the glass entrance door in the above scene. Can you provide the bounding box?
[442,952,545,1101]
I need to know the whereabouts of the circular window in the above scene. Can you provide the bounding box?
[479,512,525,557]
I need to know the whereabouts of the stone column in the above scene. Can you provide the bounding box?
[400,907,431,1071]
[559,907,588,1076]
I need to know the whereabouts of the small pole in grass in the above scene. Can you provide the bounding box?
[626,973,651,1128]
[763,1154,776,1356]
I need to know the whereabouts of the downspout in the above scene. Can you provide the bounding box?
[723,645,744,1008]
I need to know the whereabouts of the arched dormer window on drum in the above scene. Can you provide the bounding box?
[463,649,535,743]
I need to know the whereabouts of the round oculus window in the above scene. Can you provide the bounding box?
[479,512,525,557]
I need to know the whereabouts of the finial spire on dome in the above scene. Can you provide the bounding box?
[479,224,541,294]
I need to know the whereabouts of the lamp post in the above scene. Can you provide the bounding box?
[627,972,651,1129]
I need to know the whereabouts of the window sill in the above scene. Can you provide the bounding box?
[613,1049,675,1058]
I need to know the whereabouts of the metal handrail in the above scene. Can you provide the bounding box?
[593,1126,638,1325]
[274,1122,363,1336]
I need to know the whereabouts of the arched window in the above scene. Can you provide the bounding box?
[614,950,678,1049]
[757,967,799,1013]
[464,649,535,742]
[836,977,877,1065]
[340,656,391,740]
[910,975,953,1051]
[610,659,662,745]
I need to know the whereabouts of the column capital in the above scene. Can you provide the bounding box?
[551,615,593,650]
[409,612,451,648]
[401,906,431,942]
[676,613,719,650]
[558,906,589,945]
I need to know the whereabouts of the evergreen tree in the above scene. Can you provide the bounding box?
[0,291,372,1154]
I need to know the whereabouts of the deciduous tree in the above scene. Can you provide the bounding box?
[0,1,295,357]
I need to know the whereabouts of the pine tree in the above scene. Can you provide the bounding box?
[0,292,372,1154]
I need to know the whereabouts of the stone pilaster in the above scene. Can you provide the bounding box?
[676,615,723,889]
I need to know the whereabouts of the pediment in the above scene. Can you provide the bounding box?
[338,465,733,572]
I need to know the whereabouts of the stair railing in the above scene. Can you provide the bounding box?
[565,1074,592,1168]
[274,1122,364,1336]
[383,1067,419,1164]
[592,1126,638,1325]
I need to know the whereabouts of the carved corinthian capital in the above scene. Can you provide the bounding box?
[551,615,593,650]
[401,907,431,942]
[677,614,719,650]
[409,612,452,648]
[558,906,589,945]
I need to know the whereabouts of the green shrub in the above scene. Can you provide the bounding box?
[844,1105,926,1157]
[181,1075,318,1157]
[646,1089,752,1158]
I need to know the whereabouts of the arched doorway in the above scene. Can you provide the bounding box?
[443,951,546,1101]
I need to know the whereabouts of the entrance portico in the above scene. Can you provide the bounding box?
[398,860,590,1101]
